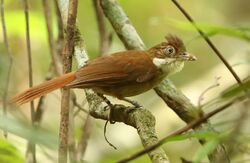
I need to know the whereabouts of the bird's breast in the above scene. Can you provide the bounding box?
[92,75,162,98]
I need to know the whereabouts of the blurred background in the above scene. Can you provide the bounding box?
[0,0,250,162]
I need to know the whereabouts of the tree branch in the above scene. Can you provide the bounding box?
[23,0,36,162]
[101,0,145,50]
[86,92,169,163]
[58,0,78,162]
[93,0,110,55]
[1,0,13,138]
[76,114,93,162]
[42,0,62,75]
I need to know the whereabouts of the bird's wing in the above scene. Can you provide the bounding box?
[67,50,159,88]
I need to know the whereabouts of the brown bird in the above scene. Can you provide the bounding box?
[11,35,197,105]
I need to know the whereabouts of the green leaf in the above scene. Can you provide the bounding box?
[167,19,250,42]
[0,139,24,163]
[163,130,219,143]
[0,115,58,149]
[193,139,220,163]
[221,80,250,98]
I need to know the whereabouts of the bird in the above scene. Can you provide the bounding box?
[11,34,197,105]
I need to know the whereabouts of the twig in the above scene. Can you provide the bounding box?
[1,0,13,138]
[68,99,76,163]
[23,0,35,122]
[198,76,221,108]
[54,0,64,58]
[58,0,78,162]
[171,0,242,85]
[118,94,248,163]
[33,67,54,125]
[23,0,36,162]
[93,0,110,55]
[72,95,88,116]
[76,114,93,162]
[33,96,45,124]
[154,80,200,122]
[100,0,145,50]
[42,0,62,75]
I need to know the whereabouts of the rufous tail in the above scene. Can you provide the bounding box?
[11,72,76,105]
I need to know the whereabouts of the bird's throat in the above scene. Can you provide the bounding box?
[152,57,184,76]
[165,60,184,75]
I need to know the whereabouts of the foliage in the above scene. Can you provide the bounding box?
[221,80,250,98]
[0,115,58,149]
[0,139,24,163]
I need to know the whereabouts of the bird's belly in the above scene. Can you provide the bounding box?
[92,79,161,98]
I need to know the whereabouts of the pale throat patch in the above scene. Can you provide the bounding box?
[152,57,184,75]
[153,57,176,67]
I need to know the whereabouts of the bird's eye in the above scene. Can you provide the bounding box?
[164,46,175,55]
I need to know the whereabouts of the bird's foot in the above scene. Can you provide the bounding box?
[122,98,142,108]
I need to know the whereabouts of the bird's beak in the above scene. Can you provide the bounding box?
[183,52,197,61]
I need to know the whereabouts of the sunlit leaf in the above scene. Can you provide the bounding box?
[0,139,24,163]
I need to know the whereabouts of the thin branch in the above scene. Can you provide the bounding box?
[42,0,62,75]
[76,114,93,162]
[198,76,221,108]
[33,96,45,124]
[154,80,199,122]
[100,0,145,50]
[72,94,88,116]
[54,0,64,58]
[171,0,242,85]
[23,0,36,162]
[23,0,35,122]
[118,94,248,163]
[93,0,110,55]
[68,100,76,163]
[58,0,78,163]
[1,0,13,138]
[33,65,55,125]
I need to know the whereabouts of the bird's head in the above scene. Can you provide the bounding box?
[148,34,197,75]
